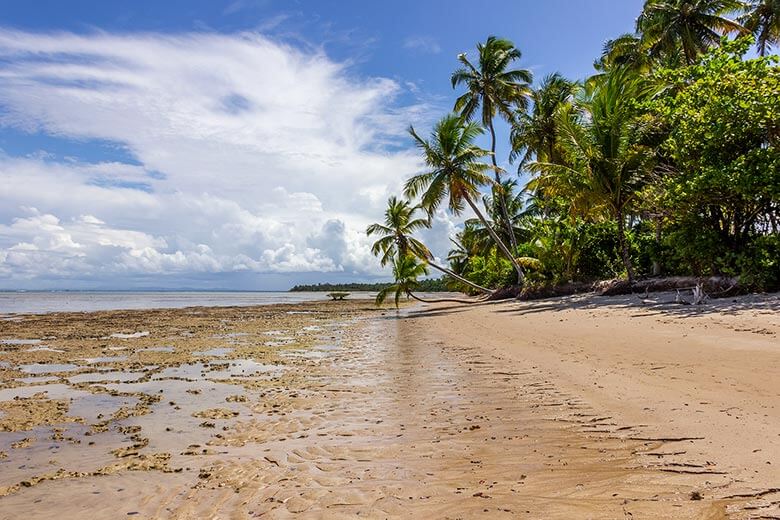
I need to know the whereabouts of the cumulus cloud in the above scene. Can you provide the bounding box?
[0,28,448,288]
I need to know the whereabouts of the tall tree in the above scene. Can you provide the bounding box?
[637,0,747,64]
[510,73,576,169]
[451,36,533,251]
[740,0,780,55]
[529,69,657,281]
[405,114,526,284]
[367,196,493,294]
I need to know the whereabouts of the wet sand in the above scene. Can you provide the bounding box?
[0,293,777,518]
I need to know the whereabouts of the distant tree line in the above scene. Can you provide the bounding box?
[289,278,451,292]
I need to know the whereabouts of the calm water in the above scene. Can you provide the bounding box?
[0,291,377,314]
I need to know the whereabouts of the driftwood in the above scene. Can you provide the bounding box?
[594,276,740,299]
[517,281,594,301]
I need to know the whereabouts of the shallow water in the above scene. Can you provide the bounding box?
[25,346,65,353]
[80,356,130,364]
[139,346,175,353]
[1,339,42,345]
[0,291,378,314]
[68,371,147,384]
[19,363,79,374]
[109,332,149,339]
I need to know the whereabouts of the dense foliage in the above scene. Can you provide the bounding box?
[367,1,779,299]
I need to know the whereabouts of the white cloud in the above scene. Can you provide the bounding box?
[0,29,448,287]
[403,36,442,54]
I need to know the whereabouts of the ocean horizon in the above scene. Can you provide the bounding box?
[0,290,379,314]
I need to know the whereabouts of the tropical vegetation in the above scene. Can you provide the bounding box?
[368,1,779,306]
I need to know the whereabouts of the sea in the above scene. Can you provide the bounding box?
[0,291,378,315]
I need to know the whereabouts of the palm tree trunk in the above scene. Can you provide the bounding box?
[407,292,477,305]
[465,195,525,285]
[488,120,519,252]
[616,207,636,282]
[652,216,662,276]
[426,261,494,295]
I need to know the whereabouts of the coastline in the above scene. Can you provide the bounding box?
[0,294,777,518]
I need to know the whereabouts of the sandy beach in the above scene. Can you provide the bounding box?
[0,293,778,519]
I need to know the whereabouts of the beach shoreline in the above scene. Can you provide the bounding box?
[0,293,777,518]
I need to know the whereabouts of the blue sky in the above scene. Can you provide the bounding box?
[0,0,644,290]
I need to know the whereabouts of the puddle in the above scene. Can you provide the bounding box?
[212,333,249,339]
[102,378,248,457]
[1,339,42,345]
[19,363,78,374]
[68,371,146,384]
[139,346,175,353]
[193,347,234,357]
[155,363,209,380]
[207,359,281,379]
[108,332,149,339]
[155,360,281,380]
[15,376,60,384]
[24,346,65,353]
[264,330,286,336]
[80,356,130,364]
[0,384,137,423]
[0,361,9,369]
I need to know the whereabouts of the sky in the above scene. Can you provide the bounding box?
[0,0,644,290]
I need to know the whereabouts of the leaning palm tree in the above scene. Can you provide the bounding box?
[529,69,657,282]
[637,0,748,64]
[740,0,780,55]
[510,73,576,169]
[469,180,533,252]
[376,255,477,308]
[451,36,533,251]
[405,114,526,285]
[367,196,493,294]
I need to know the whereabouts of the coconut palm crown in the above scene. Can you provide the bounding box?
[366,196,431,266]
[637,0,748,64]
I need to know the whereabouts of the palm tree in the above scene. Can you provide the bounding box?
[469,180,532,252]
[510,74,576,169]
[405,114,526,284]
[366,196,431,266]
[451,36,533,251]
[637,0,748,64]
[529,69,657,282]
[595,34,663,73]
[375,255,477,308]
[740,0,780,55]
[366,196,493,294]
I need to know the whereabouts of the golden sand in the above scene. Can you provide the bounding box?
[0,294,777,518]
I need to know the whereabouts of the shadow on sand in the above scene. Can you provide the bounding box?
[494,291,780,319]
[388,291,780,321]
